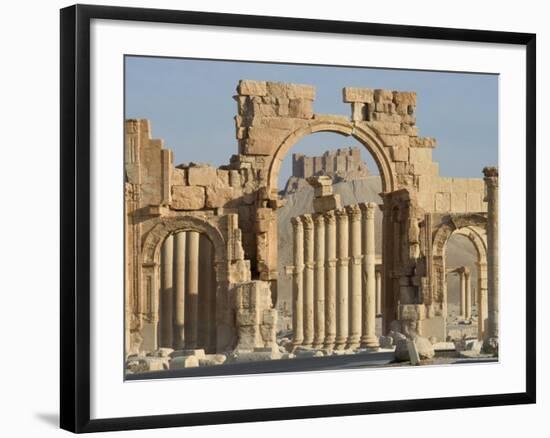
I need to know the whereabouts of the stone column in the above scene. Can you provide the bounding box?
[173,231,186,349]
[313,213,325,348]
[208,255,217,353]
[292,217,304,347]
[459,269,466,318]
[361,203,379,349]
[335,208,349,350]
[465,268,472,320]
[160,234,174,348]
[347,205,362,349]
[324,211,337,349]
[185,231,200,349]
[375,269,382,316]
[483,167,499,353]
[477,261,488,340]
[302,214,314,348]
[198,235,214,350]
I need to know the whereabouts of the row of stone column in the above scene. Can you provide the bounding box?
[291,203,380,351]
[159,231,216,351]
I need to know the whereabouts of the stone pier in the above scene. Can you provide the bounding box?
[313,213,326,348]
[335,208,349,350]
[483,167,499,354]
[361,202,379,349]
[347,205,362,349]
[465,267,472,320]
[324,211,337,349]
[160,235,174,348]
[291,217,304,347]
[173,232,186,348]
[186,231,200,349]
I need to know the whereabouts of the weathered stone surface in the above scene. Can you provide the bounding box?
[170,349,206,359]
[188,165,217,186]
[343,87,374,103]
[238,80,267,96]
[205,186,235,208]
[395,336,434,361]
[170,355,199,369]
[266,82,316,100]
[379,335,394,349]
[148,347,174,358]
[198,354,227,366]
[171,186,205,210]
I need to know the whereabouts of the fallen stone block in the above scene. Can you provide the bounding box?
[170,349,206,359]
[379,335,394,349]
[198,354,227,367]
[170,355,199,369]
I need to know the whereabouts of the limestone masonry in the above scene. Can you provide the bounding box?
[125,80,498,370]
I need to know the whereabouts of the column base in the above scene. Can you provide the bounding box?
[346,335,361,350]
[334,337,348,350]
[360,336,380,349]
[323,336,336,350]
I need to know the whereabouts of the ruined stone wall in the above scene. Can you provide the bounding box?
[125,80,494,351]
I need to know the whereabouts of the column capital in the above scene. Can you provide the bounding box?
[291,216,303,229]
[483,166,499,187]
[302,213,314,230]
[313,212,325,226]
[323,210,336,224]
[360,202,377,219]
[335,207,348,223]
[345,204,362,221]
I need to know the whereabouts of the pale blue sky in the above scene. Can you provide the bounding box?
[125,56,498,188]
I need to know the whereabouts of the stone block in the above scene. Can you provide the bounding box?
[342,87,374,103]
[393,91,417,106]
[288,99,313,119]
[198,354,227,367]
[371,112,401,122]
[187,165,217,186]
[451,192,467,212]
[170,355,199,369]
[389,146,408,162]
[171,168,186,186]
[238,80,267,96]
[367,121,401,135]
[374,89,394,103]
[205,186,235,208]
[435,192,451,212]
[170,349,206,359]
[379,134,410,148]
[171,186,205,210]
[467,192,482,212]
[266,82,316,100]
[313,194,342,213]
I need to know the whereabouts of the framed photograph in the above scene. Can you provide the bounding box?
[60,4,536,433]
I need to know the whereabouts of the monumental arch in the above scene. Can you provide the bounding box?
[124,80,497,357]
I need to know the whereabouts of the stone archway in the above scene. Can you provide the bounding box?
[432,214,488,339]
[139,215,232,353]
[266,119,397,197]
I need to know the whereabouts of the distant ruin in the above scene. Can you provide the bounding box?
[293,147,369,179]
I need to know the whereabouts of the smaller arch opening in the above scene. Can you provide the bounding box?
[158,230,217,353]
[443,230,486,341]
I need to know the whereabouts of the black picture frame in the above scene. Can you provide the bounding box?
[60,3,536,433]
